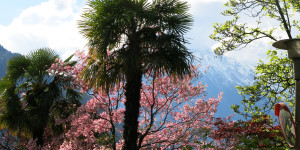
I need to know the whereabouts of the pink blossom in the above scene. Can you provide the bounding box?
[39,50,232,149]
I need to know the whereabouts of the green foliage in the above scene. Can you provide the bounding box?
[94,131,114,147]
[210,2,298,147]
[232,50,294,119]
[0,48,82,145]
[209,1,300,149]
[210,0,300,55]
[210,15,276,55]
[79,0,194,90]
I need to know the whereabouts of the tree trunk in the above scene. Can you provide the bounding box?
[122,68,143,150]
[33,128,44,146]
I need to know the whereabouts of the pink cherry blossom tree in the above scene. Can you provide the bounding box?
[29,50,225,149]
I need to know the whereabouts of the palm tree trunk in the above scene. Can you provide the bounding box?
[122,69,143,150]
[33,128,44,146]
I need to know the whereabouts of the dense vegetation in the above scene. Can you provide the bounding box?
[210,0,299,121]
[0,0,297,149]
[0,48,82,148]
[210,0,299,148]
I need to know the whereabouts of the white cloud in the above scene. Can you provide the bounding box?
[3,0,271,67]
[219,38,274,66]
[187,0,227,14]
[0,0,229,59]
[0,0,87,59]
[187,0,227,4]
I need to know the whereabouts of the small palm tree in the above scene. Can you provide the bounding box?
[0,48,81,146]
[79,0,193,149]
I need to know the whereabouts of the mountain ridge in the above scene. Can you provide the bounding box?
[195,49,255,120]
[0,45,19,78]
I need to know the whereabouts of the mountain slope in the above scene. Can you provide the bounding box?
[0,45,18,78]
[195,49,255,120]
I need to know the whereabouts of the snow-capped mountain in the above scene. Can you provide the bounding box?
[194,49,255,119]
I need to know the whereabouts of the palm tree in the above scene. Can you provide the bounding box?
[0,48,81,146]
[79,0,193,149]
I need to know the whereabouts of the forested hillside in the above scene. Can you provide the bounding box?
[0,45,18,78]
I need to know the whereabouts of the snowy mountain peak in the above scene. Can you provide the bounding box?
[195,49,254,90]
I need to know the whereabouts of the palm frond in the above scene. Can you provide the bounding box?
[26,48,59,81]
[0,47,82,144]
[6,55,30,82]
[64,54,74,63]
[80,0,193,87]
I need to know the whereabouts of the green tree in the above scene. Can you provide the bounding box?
[0,48,81,146]
[232,50,294,119]
[78,0,193,149]
[210,0,300,55]
[210,0,300,118]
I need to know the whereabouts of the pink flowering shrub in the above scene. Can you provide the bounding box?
[28,50,226,149]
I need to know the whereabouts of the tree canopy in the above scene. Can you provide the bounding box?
[232,50,294,119]
[210,0,300,55]
[0,48,82,146]
[79,0,193,149]
[209,1,300,138]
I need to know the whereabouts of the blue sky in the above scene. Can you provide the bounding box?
[0,0,48,26]
[0,0,274,66]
